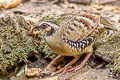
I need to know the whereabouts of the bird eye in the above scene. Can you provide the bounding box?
[42,23,49,29]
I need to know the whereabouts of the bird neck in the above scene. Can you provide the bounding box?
[46,27,55,37]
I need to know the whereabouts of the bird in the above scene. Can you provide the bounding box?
[33,13,117,76]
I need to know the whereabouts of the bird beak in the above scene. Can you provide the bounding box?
[44,27,51,32]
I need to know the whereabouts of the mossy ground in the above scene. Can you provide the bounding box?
[0,14,55,75]
[0,1,120,80]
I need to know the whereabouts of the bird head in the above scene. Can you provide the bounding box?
[34,21,60,36]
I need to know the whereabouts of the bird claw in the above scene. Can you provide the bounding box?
[39,72,51,79]
[50,72,56,77]
[74,68,79,72]
[63,67,68,74]
[50,67,68,77]
[68,65,82,73]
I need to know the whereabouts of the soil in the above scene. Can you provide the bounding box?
[0,0,120,80]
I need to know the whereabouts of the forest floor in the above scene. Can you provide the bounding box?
[1,0,120,80]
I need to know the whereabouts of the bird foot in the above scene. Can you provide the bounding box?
[50,56,80,76]
[69,52,92,72]
[51,66,70,76]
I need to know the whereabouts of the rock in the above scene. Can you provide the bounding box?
[0,14,34,75]
[0,0,22,9]
[95,30,120,77]
[91,0,117,5]
[0,14,55,75]
[69,0,92,4]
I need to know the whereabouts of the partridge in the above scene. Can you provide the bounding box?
[34,14,117,76]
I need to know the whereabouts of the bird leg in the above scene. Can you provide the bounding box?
[51,55,80,76]
[69,52,92,72]
[43,55,65,74]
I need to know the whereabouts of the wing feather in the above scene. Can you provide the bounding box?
[57,14,99,41]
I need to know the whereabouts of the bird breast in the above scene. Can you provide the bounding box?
[46,36,66,55]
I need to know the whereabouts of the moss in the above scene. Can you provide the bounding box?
[1,13,120,78]
[38,13,73,25]
[54,16,68,24]
[95,30,120,78]
[114,56,120,78]
[38,15,53,23]
[0,14,56,75]
[0,15,36,75]
[35,30,57,60]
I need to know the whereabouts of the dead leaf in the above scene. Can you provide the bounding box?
[0,0,22,9]
[25,65,42,77]
[89,5,119,12]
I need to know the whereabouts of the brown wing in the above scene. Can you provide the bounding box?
[59,14,99,42]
